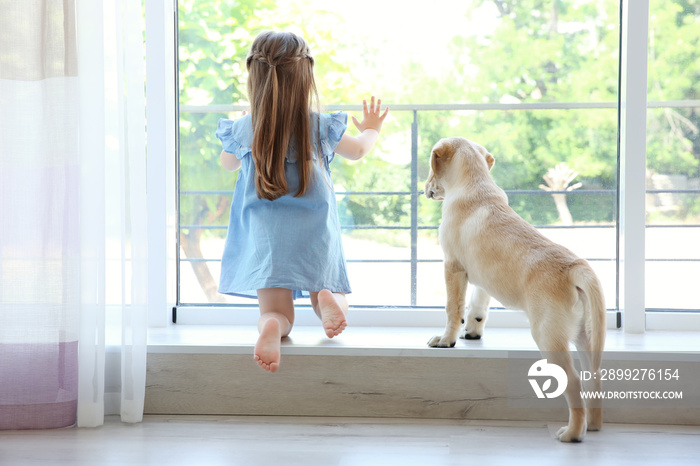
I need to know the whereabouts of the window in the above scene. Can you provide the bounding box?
[173,0,699,327]
[645,0,700,312]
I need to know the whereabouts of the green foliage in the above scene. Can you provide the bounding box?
[647,0,700,178]
[437,0,622,223]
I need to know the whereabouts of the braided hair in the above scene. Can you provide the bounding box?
[246,31,321,201]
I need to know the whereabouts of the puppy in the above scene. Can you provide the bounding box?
[424,137,606,442]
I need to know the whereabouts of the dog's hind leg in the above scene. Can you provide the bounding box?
[575,326,603,431]
[428,260,468,348]
[532,324,587,442]
[572,267,606,431]
[462,286,490,340]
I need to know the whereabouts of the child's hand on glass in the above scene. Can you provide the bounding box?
[351,96,389,133]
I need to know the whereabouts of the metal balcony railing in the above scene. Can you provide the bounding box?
[178,103,700,307]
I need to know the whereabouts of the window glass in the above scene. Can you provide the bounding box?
[177,0,620,310]
[646,1,700,310]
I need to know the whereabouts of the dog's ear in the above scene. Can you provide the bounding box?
[431,143,451,174]
[432,146,447,160]
[430,147,439,171]
[432,140,456,160]
[485,153,495,171]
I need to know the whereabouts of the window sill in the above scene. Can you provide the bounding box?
[148,325,699,360]
[145,325,700,424]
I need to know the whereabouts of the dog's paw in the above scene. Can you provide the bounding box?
[462,313,486,340]
[556,425,585,443]
[460,330,482,340]
[427,336,456,348]
[586,409,602,431]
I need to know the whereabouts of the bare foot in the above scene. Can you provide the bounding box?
[254,318,282,372]
[318,289,347,338]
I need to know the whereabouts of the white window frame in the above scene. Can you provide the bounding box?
[145,0,700,332]
[145,0,177,328]
[618,0,648,334]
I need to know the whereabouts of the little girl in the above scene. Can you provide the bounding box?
[216,31,389,372]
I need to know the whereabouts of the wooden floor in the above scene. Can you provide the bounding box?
[1,415,699,465]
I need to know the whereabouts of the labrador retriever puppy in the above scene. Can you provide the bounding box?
[424,137,606,442]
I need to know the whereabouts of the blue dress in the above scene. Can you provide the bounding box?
[216,112,351,299]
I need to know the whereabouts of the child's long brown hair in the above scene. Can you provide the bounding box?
[246,31,320,201]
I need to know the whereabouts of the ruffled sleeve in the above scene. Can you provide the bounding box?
[216,117,252,159]
[320,112,348,164]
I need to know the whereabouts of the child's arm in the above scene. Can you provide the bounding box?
[221,151,241,171]
[220,110,248,171]
[335,96,389,161]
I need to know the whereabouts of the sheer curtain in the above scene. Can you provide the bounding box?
[76,0,148,427]
[0,0,80,429]
[0,0,148,429]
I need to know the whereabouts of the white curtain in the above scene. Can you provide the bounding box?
[76,0,148,427]
[0,0,148,429]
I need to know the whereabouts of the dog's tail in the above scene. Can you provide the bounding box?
[570,260,606,365]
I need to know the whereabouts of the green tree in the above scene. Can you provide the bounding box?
[647,0,700,179]
[442,0,621,224]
